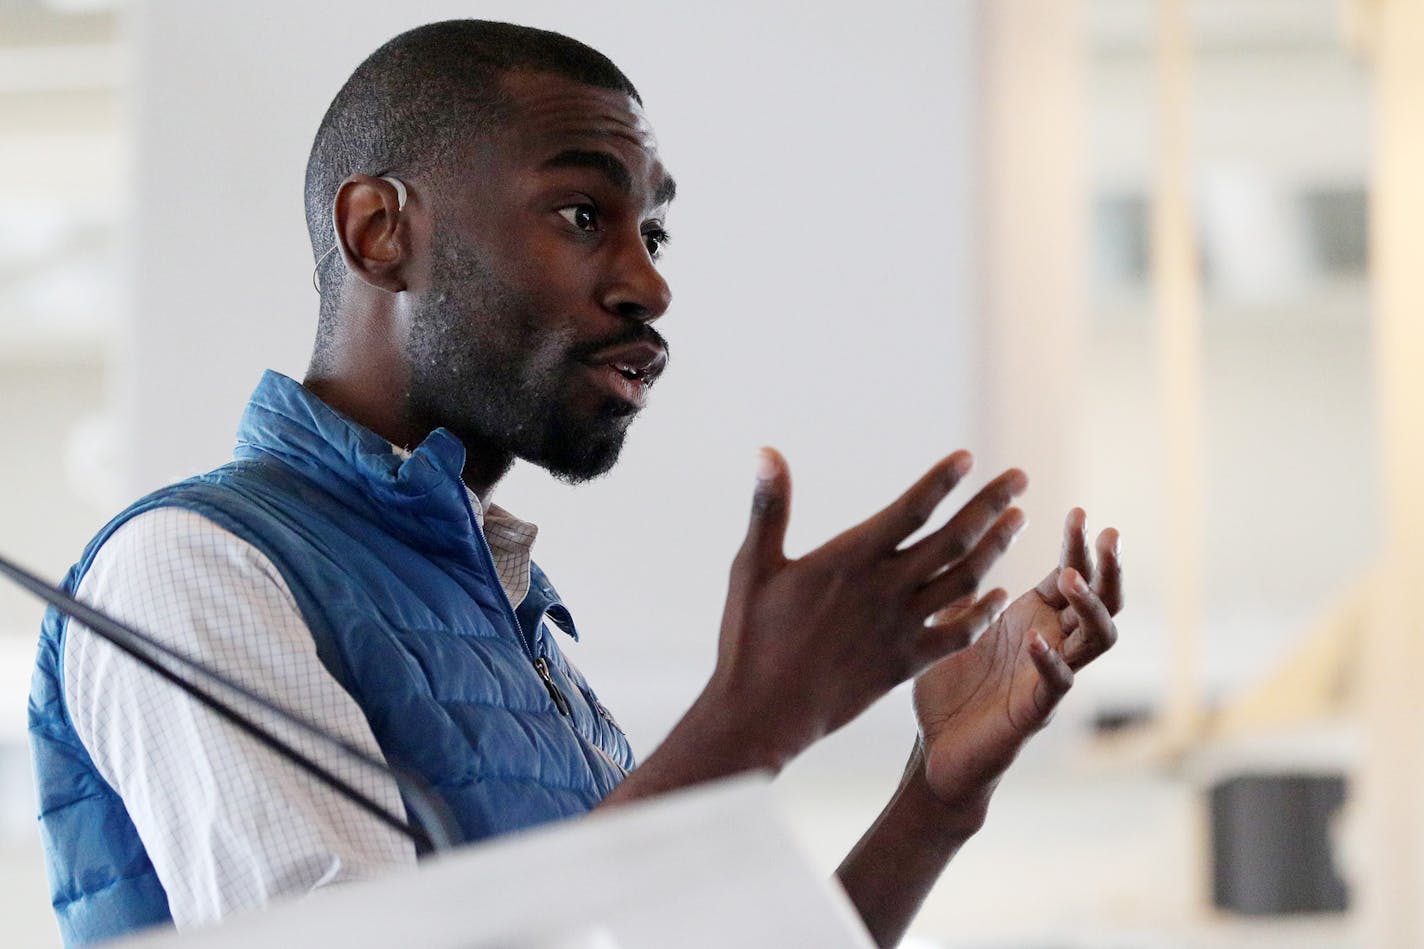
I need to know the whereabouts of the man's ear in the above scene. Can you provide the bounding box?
[332,173,411,293]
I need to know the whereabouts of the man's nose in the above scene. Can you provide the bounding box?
[600,235,672,322]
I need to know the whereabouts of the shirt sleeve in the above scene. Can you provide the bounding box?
[64,506,417,930]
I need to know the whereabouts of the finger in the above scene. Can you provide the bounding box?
[736,447,792,573]
[1093,527,1124,615]
[854,452,976,553]
[1057,567,1119,670]
[1028,630,1075,725]
[913,589,1008,668]
[1060,507,1093,584]
[897,467,1029,579]
[908,508,1025,618]
[1033,507,1090,609]
[1053,525,1122,633]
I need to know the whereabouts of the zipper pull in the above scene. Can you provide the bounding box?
[533,656,572,717]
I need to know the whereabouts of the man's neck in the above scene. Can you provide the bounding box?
[450,449,515,503]
[301,373,513,499]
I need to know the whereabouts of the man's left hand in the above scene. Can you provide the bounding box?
[911,507,1123,822]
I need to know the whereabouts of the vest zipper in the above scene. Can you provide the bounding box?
[535,648,627,779]
[467,511,540,656]
[466,515,570,717]
[533,656,572,717]
[465,508,612,777]
[594,701,624,736]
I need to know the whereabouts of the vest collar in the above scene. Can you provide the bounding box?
[231,371,580,640]
[233,370,479,559]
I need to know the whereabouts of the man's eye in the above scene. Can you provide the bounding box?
[643,228,671,260]
[558,204,598,231]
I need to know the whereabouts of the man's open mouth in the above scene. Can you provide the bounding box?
[584,340,668,388]
[610,360,653,382]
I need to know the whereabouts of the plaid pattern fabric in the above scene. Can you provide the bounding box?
[481,504,538,608]
[65,508,417,928]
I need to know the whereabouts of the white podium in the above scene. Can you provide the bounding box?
[116,775,875,948]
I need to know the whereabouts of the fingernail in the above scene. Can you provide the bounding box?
[756,449,776,481]
[1029,631,1049,654]
[1072,572,1089,594]
[990,589,1009,618]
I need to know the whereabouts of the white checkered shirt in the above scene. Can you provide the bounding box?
[64,475,541,930]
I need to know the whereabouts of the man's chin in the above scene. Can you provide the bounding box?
[544,454,622,485]
[537,430,627,485]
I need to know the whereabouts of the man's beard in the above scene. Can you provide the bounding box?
[403,236,636,484]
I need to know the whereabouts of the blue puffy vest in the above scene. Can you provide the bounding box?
[29,371,634,946]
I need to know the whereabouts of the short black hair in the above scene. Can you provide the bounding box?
[304,20,640,323]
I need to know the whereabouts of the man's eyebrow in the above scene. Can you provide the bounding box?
[654,174,677,207]
[543,149,677,207]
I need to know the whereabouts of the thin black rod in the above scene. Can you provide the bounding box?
[0,552,458,853]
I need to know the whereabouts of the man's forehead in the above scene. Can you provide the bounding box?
[487,71,674,203]
[442,70,675,210]
[501,71,655,144]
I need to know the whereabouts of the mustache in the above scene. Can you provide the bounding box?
[571,324,671,365]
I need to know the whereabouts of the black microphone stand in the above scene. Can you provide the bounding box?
[0,551,460,855]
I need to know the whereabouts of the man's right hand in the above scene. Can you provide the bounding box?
[599,447,1026,804]
[698,447,1027,771]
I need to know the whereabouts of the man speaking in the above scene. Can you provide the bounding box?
[28,20,1121,948]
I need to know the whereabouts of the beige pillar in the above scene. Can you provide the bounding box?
[1153,0,1204,749]
[1360,0,1424,944]
[977,0,1086,593]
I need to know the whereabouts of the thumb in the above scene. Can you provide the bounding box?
[739,447,791,570]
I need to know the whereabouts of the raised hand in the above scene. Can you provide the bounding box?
[912,507,1123,815]
[703,448,1028,769]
